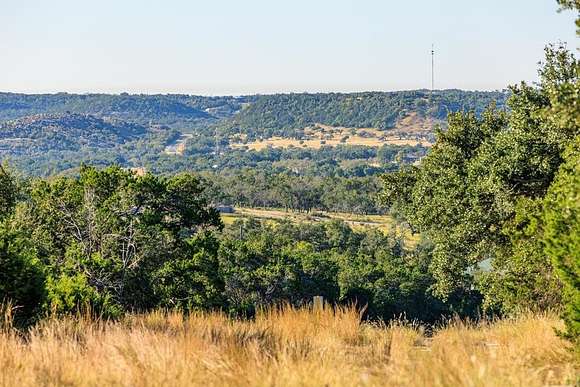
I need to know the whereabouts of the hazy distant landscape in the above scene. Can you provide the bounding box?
[0,90,506,176]
[0,1,578,386]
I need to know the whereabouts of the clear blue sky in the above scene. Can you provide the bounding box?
[1,0,577,95]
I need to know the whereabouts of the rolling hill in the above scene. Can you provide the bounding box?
[0,93,255,128]
[0,90,509,175]
[0,113,149,155]
[218,90,509,139]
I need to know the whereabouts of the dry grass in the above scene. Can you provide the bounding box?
[222,207,395,229]
[230,121,432,151]
[392,112,438,136]
[231,136,428,151]
[0,305,577,387]
[221,207,420,248]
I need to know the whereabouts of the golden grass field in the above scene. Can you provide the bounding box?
[230,119,433,151]
[222,207,394,226]
[230,136,429,151]
[221,207,394,230]
[0,305,577,387]
[221,207,420,247]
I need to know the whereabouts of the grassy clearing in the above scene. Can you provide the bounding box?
[231,136,428,151]
[222,207,390,230]
[222,207,420,247]
[222,207,394,228]
[230,121,432,151]
[0,305,576,386]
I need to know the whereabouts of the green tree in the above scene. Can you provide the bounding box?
[0,165,17,220]
[15,165,223,316]
[0,166,46,324]
[0,224,46,324]
[154,232,225,310]
[218,226,339,316]
[337,240,448,322]
[557,0,580,34]
[381,44,578,315]
[381,107,508,307]
[542,137,580,345]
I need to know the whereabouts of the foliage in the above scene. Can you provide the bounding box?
[1,162,453,324]
[382,106,509,304]
[12,165,222,316]
[221,90,508,138]
[542,136,580,345]
[337,238,450,321]
[381,44,578,316]
[0,2,576,335]
[0,113,148,155]
[557,0,580,34]
[153,232,225,310]
[0,167,45,324]
[0,165,17,220]
[205,170,384,214]
[0,90,495,177]
[218,219,450,322]
[218,223,340,316]
[0,224,46,324]
[0,92,253,127]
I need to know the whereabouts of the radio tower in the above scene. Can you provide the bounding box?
[431,44,435,95]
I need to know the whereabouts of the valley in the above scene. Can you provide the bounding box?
[1,1,578,386]
[0,90,507,176]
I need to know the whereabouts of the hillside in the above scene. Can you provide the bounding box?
[230,121,433,151]
[0,113,149,155]
[0,90,509,176]
[0,90,508,133]
[0,93,255,128]
[220,90,509,139]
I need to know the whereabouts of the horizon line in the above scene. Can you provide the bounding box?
[0,87,509,98]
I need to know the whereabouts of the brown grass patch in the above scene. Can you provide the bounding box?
[230,119,433,151]
[0,305,576,386]
[221,207,420,247]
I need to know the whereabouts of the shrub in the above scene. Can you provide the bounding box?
[0,225,46,324]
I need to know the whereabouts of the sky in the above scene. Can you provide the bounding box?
[0,0,577,95]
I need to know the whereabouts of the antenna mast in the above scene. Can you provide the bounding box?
[431,43,435,94]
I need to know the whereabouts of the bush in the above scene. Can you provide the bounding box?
[0,225,46,324]
[46,272,121,318]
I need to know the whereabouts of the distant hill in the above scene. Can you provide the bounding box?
[0,113,148,155]
[0,90,510,176]
[219,90,509,138]
[0,93,255,128]
[0,90,508,136]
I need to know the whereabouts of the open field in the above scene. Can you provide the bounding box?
[0,305,576,387]
[230,119,433,151]
[221,207,420,246]
[230,136,429,151]
[222,207,395,231]
[164,133,194,156]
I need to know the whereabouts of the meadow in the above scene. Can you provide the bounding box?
[0,305,576,387]
[221,207,421,247]
[221,207,395,230]
[230,120,433,151]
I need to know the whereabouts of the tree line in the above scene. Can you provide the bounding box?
[219,90,508,139]
[383,43,579,345]
[202,171,384,214]
[0,164,448,325]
